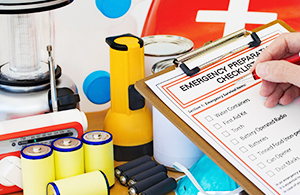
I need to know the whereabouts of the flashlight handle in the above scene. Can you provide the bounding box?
[106,34,145,114]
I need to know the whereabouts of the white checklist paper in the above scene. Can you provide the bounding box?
[146,23,300,195]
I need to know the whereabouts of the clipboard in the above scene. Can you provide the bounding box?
[135,20,295,195]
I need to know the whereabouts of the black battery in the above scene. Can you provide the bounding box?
[139,177,177,195]
[119,161,157,186]
[115,155,152,178]
[128,172,168,195]
[127,165,167,186]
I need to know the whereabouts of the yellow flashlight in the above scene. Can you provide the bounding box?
[105,33,153,161]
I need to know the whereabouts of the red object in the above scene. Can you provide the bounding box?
[252,70,260,80]
[0,122,84,194]
[142,0,300,48]
[284,52,300,65]
[0,152,22,194]
[250,52,300,81]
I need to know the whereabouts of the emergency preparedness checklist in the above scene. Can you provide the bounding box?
[146,23,300,195]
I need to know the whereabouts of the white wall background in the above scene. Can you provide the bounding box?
[54,0,152,113]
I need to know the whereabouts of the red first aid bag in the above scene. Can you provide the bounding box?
[142,0,300,48]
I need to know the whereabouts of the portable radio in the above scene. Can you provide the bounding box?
[0,109,87,194]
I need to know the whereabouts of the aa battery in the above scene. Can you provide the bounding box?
[47,170,109,195]
[128,172,168,195]
[127,165,167,186]
[21,144,55,195]
[139,177,177,195]
[82,130,115,187]
[52,137,84,180]
[115,155,152,178]
[119,160,157,186]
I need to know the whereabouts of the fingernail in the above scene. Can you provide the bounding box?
[256,63,269,77]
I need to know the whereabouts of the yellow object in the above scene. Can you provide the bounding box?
[82,131,115,187]
[21,144,55,195]
[52,137,84,180]
[105,34,153,161]
[47,171,109,195]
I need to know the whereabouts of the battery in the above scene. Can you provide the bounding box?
[21,144,55,195]
[82,130,115,188]
[114,155,152,178]
[139,177,177,195]
[47,170,109,195]
[119,160,157,186]
[127,164,167,186]
[52,137,84,180]
[128,172,168,195]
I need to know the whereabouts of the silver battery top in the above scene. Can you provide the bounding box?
[128,186,137,195]
[52,137,82,151]
[143,35,193,57]
[82,130,112,145]
[22,144,52,158]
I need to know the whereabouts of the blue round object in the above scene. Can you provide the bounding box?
[83,70,110,104]
[95,0,131,19]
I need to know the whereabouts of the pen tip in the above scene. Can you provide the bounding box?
[236,74,253,83]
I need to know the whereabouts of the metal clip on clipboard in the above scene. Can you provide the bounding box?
[173,29,261,76]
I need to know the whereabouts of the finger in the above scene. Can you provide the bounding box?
[259,80,277,97]
[251,32,300,74]
[255,33,300,64]
[260,82,291,97]
[263,83,291,108]
[279,85,300,105]
[255,61,300,87]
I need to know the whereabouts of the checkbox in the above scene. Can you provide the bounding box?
[267,170,275,177]
[248,154,257,161]
[257,162,266,169]
[230,139,239,145]
[222,131,230,137]
[213,123,222,129]
[239,146,248,153]
[205,115,213,122]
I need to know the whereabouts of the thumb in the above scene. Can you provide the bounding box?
[256,61,300,87]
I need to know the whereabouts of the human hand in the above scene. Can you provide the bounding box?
[252,32,300,107]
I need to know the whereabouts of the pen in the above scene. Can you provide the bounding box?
[238,52,300,82]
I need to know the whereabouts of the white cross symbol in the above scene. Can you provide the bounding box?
[196,0,278,36]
